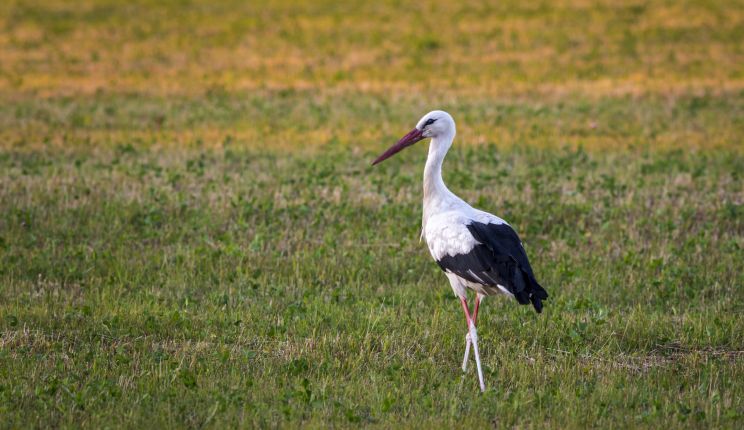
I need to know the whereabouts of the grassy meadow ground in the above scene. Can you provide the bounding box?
[1,0,743,428]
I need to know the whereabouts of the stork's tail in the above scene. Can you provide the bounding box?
[514,270,549,313]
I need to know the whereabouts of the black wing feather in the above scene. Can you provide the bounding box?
[436,221,548,313]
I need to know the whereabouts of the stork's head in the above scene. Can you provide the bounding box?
[372,110,456,165]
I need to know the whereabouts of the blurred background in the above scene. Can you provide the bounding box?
[1,0,742,150]
[0,0,742,428]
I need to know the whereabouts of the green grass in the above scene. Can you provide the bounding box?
[1,0,743,428]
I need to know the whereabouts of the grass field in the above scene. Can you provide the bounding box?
[1,0,743,428]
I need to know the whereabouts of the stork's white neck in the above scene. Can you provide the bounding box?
[423,131,460,224]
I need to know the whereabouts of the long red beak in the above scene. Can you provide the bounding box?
[372,128,425,165]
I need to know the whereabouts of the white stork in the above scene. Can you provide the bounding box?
[372,110,548,392]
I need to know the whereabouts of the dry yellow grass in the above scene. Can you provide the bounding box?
[1,0,742,98]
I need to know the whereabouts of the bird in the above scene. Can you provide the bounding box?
[372,110,548,392]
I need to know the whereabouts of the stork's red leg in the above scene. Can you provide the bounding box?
[460,297,473,372]
[460,297,473,328]
[459,296,485,391]
[472,294,481,326]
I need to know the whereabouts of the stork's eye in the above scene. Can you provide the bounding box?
[424,118,437,126]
